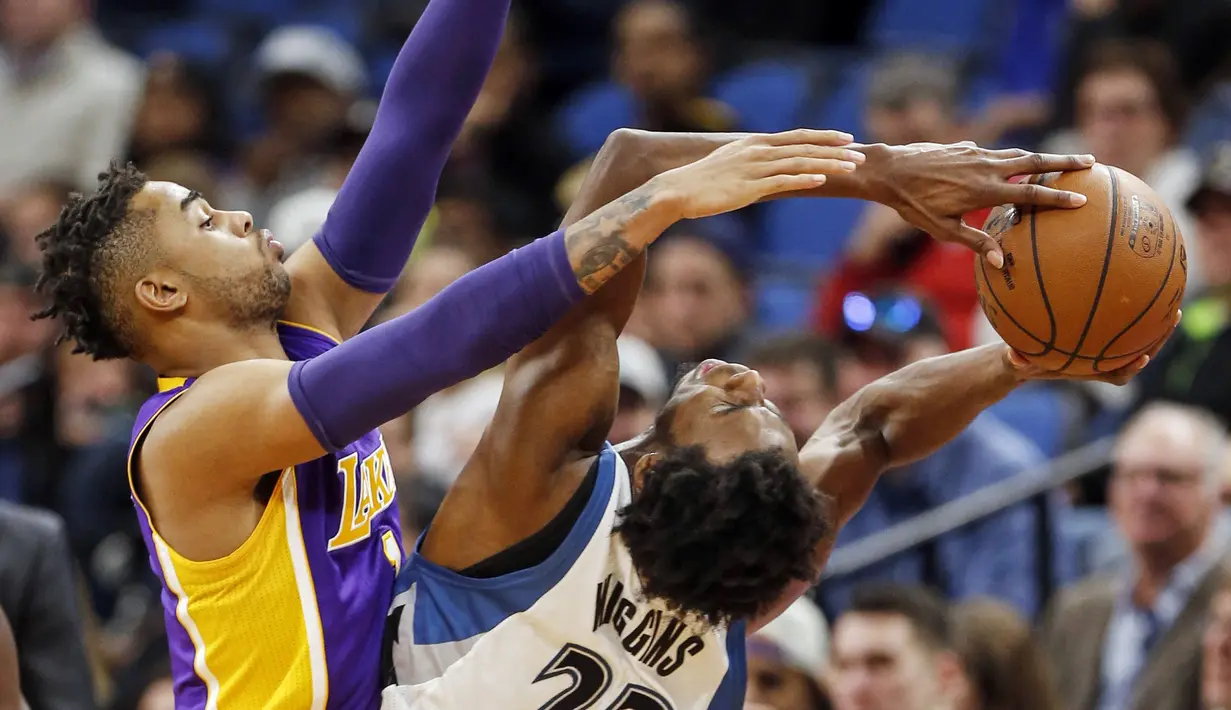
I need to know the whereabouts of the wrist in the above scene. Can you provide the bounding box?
[640,174,689,226]
[842,143,897,204]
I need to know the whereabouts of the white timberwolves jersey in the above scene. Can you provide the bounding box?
[382,445,747,710]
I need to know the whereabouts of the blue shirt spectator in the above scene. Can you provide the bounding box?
[819,413,1055,618]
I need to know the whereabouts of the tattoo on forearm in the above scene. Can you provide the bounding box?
[565,189,655,294]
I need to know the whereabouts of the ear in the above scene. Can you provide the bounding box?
[934,650,967,705]
[631,452,661,494]
[134,272,187,314]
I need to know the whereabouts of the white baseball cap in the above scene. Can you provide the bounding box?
[617,336,668,407]
[255,25,367,96]
[748,596,830,675]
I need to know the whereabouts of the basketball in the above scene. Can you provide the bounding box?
[974,164,1187,375]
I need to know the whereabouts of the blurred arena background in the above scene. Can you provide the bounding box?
[5,0,1231,708]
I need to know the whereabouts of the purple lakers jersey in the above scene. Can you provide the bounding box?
[128,321,403,709]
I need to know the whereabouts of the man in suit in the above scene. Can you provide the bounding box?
[0,501,95,710]
[1042,402,1230,710]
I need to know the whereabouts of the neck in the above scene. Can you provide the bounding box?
[1133,527,1208,604]
[148,321,286,378]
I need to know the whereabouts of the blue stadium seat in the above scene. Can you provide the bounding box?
[986,384,1074,458]
[713,60,810,134]
[1184,82,1231,154]
[136,20,233,66]
[191,0,302,25]
[555,83,639,160]
[868,0,996,55]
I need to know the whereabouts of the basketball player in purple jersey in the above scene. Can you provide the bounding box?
[30,2,873,699]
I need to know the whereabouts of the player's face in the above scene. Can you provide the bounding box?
[134,181,290,328]
[831,613,949,710]
[660,359,797,463]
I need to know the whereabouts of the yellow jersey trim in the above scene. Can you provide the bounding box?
[153,535,221,710]
[277,319,342,345]
[281,470,329,709]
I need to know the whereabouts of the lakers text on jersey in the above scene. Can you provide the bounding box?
[129,321,404,709]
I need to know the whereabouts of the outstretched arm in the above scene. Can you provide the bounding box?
[145,130,856,494]
[283,0,510,340]
[748,336,1166,633]
[609,131,1096,267]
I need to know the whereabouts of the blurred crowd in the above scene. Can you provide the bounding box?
[6,0,1231,708]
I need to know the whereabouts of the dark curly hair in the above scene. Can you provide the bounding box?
[615,445,831,628]
[32,162,153,360]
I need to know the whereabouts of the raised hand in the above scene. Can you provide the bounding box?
[1006,310,1182,386]
[863,142,1096,268]
[649,129,866,220]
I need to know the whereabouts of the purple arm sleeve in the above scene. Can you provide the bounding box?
[312,0,510,293]
[288,230,583,451]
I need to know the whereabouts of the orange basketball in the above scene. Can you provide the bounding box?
[974,164,1187,375]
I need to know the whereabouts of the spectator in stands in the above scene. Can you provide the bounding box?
[265,100,376,257]
[241,25,366,210]
[642,218,752,377]
[1041,403,1229,710]
[0,0,143,197]
[1131,141,1231,425]
[814,55,979,352]
[611,336,668,444]
[126,54,227,169]
[951,598,1061,710]
[0,502,95,709]
[819,291,1051,618]
[0,263,57,507]
[742,332,840,447]
[746,596,833,710]
[1,181,71,269]
[442,10,573,242]
[830,584,961,710]
[1202,577,1231,710]
[1045,40,1203,294]
[556,0,735,159]
[1061,0,1231,101]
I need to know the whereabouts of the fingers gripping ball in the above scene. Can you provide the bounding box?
[974,164,1187,375]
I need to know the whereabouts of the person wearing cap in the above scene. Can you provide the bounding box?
[746,597,834,710]
[818,290,1053,620]
[612,335,669,443]
[1129,140,1231,426]
[243,25,370,198]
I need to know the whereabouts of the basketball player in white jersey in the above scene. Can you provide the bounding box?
[381,137,1164,709]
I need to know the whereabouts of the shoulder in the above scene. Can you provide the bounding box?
[0,501,66,549]
[1047,573,1117,617]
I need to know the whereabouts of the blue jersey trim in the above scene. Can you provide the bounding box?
[706,620,747,710]
[393,445,618,645]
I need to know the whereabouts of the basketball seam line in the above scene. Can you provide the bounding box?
[1029,173,1059,355]
[1057,166,1120,372]
[1091,202,1179,371]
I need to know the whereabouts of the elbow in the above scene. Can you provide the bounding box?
[851,400,894,470]
[597,128,657,178]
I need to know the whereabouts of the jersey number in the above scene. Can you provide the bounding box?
[533,644,673,710]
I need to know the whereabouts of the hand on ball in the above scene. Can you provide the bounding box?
[1006,310,1182,386]
[864,142,1096,269]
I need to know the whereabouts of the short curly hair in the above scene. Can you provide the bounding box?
[615,445,831,628]
[32,162,153,360]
